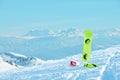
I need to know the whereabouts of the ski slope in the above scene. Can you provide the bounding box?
[0,46,120,80]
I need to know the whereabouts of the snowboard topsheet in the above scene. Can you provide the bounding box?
[82,30,93,62]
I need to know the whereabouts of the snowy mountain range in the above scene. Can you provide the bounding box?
[0,28,83,60]
[0,28,120,60]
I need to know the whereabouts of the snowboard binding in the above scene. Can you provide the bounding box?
[83,53,87,60]
[85,38,90,44]
[84,63,98,68]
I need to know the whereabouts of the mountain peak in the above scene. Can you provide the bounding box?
[24,28,83,37]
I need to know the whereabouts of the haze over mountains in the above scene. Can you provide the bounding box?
[0,28,120,60]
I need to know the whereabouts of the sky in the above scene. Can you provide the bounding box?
[0,0,120,36]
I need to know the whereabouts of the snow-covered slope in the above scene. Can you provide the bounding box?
[0,52,43,67]
[0,46,120,80]
[0,56,16,72]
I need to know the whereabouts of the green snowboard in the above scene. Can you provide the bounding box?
[82,30,93,62]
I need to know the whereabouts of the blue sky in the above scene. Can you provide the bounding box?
[0,0,120,35]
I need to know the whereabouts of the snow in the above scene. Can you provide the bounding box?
[0,52,44,67]
[0,57,16,72]
[0,46,120,80]
[96,52,115,80]
[9,52,27,58]
[0,28,120,79]
[15,36,38,40]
